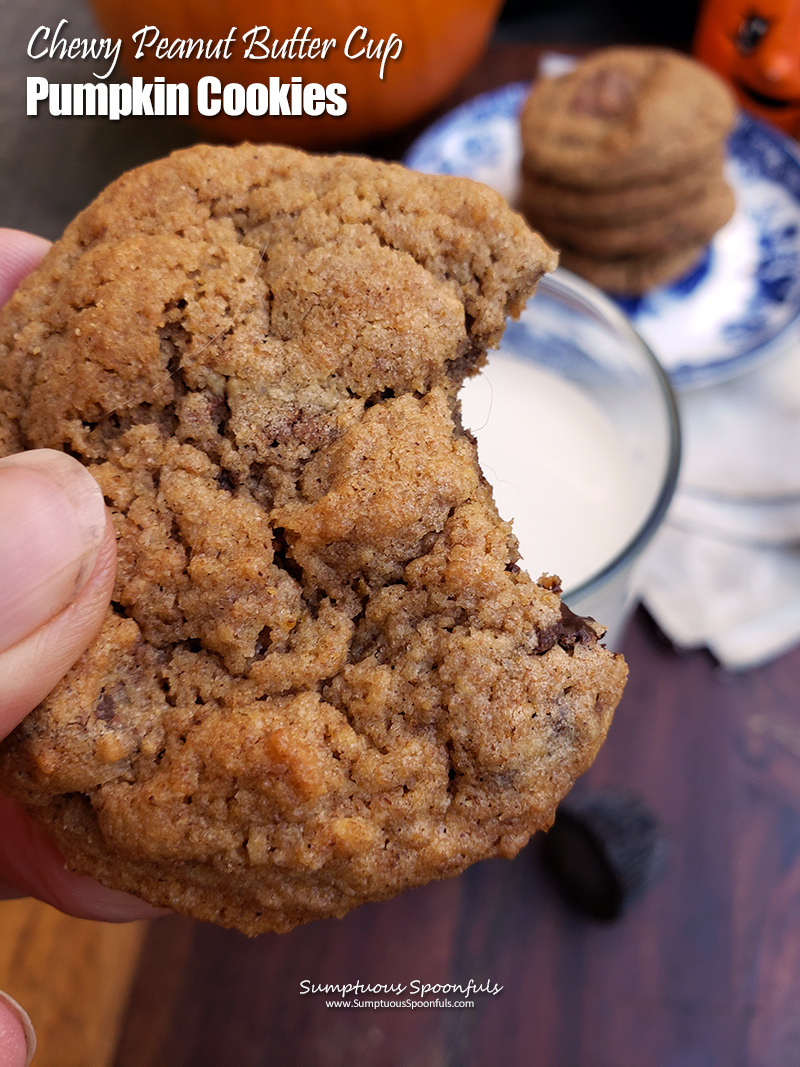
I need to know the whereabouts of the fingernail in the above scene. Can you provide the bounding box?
[0,449,107,653]
[0,989,37,1067]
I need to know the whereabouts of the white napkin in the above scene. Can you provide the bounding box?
[637,323,800,669]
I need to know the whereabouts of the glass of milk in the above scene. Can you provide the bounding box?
[460,268,681,646]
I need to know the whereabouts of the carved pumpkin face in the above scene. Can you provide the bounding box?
[694,0,800,136]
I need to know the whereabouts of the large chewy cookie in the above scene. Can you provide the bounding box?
[520,47,737,188]
[0,144,626,935]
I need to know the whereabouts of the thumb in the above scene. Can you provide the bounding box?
[0,449,116,733]
[0,991,36,1067]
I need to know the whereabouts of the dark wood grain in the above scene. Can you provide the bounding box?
[112,607,800,1067]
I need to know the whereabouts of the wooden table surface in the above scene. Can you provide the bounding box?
[1,15,799,1066]
[110,609,800,1067]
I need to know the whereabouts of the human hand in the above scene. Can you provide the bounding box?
[0,229,166,1066]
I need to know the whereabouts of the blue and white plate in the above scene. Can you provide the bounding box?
[405,82,800,387]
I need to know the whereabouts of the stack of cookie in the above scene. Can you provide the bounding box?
[519,47,738,295]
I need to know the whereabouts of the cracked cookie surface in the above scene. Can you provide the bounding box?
[0,143,626,934]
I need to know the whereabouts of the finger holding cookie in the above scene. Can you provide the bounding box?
[0,230,166,922]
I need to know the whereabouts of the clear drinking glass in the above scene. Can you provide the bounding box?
[460,268,681,646]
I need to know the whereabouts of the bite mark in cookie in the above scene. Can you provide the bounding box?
[0,144,626,934]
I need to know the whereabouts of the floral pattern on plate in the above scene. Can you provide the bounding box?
[405,84,800,387]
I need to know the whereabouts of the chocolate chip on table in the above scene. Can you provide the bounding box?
[540,786,668,921]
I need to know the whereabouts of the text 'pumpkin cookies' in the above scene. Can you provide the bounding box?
[0,144,626,934]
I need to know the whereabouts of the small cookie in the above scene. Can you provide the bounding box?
[0,144,626,935]
[522,179,735,259]
[559,241,709,296]
[520,47,737,188]
[519,147,725,226]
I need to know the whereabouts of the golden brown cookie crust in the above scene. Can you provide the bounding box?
[520,47,737,188]
[0,144,625,935]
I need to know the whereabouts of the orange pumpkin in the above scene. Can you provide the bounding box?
[694,0,800,137]
[89,0,503,148]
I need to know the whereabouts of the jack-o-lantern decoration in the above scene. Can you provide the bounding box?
[694,0,800,137]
